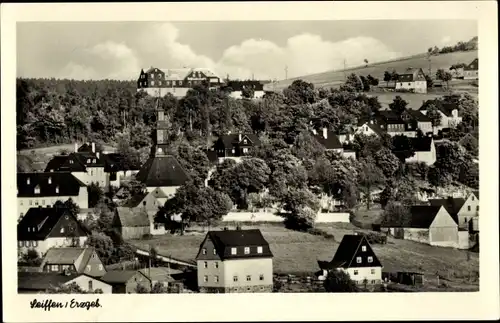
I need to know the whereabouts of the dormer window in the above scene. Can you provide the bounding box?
[93,159,96,163]
[48,177,52,184]
[27,177,30,185]
[202,248,207,255]
[55,186,59,194]
[257,246,263,254]
[231,247,237,255]
[69,160,73,164]
[362,246,367,252]
[34,186,40,194]
[87,159,91,163]
[213,249,217,255]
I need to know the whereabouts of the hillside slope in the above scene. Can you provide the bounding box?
[266,50,478,91]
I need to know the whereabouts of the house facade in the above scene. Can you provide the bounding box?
[375,111,417,137]
[395,68,427,93]
[317,234,383,285]
[463,58,478,80]
[428,192,479,231]
[382,205,459,248]
[18,272,112,294]
[17,172,88,219]
[209,133,261,164]
[40,247,107,277]
[196,228,274,293]
[137,67,223,98]
[101,270,152,294]
[17,207,89,255]
[420,103,462,131]
[403,137,437,165]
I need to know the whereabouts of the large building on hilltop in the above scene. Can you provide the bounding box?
[137,67,223,98]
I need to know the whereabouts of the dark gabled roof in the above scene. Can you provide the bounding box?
[45,155,87,172]
[17,207,88,241]
[472,190,479,199]
[224,80,265,91]
[135,155,190,187]
[376,110,406,125]
[464,58,478,71]
[122,192,149,208]
[384,205,445,228]
[319,235,382,269]
[428,197,466,219]
[313,131,343,150]
[18,272,82,291]
[406,109,432,122]
[410,137,434,152]
[77,142,103,154]
[72,152,106,167]
[357,121,385,137]
[115,207,150,227]
[217,134,261,149]
[397,68,425,82]
[17,172,86,197]
[101,270,150,284]
[103,153,142,172]
[206,229,273,260]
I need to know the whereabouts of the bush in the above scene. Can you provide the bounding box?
[307,228,335,240]
[142,233,153,239]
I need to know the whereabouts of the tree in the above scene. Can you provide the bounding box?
[379,176,418,208]
[357,157,385,209]
[374,147,400,178]
[344,73,363,92]
[46,282,89,294]
[291,130,325,161]
[391,70,399,85]
[459,134,478,157]
[151,282,170,293]
[87,231,114,265]
[382,201,411,227]
[19,249,43,266]
[88,183,104,208]
[323,270,359,293]
[359,76,371,92]
[241,85,255,99]
[135,283,150,294]
[281,188,319,231]
[95,204,115,233]
[383,71,392,86]
[425,104,442,134]
[391,135,415,162]
[389,96,408,115]
[424,74,433,89]
[364,59,369,67]
[119,179,147,201]
[434,140,472,181]
[283,79,317,105]
[436,69,453,89]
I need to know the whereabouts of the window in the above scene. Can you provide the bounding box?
[259,274,264,281]
[231,247,237,255]
[243,139,247,144]
[468,206,471,211]
[353,270,359,275]
[34,186,40,194]
[55,186,59,194]
[214,275,219,283]
[203,275,208,283]
[368,256,373,263]
[93,159,96,163]
[204,261,208,268]
[18,241,23,247]
[233,276,238,282]
[48,177,52,184]
[151,81,155,86]
[356,257,362,264]
[244,247,250,254]
[476,205,479,211]
[471,196,475,201]
[231,149,235,154]
[159,81,162,86]
[214,262,218,269]
[246,275,251,281]
[60,228,65,233]
[87,159,91,163]
[464,217,467,223]
[213,249,217,255]
[51,265,58,271]
[257,246,263,254]
[361,246,367,252]
[88,280,93,291]
[166,81,171,86]
[151,74,154,78]
[408,83,411,86]
[20,200,23,205]
[86,265,91,271]
[99,264,103,270]
[35,200,39,206]
[202,248,207,255]
[90,170,93,176]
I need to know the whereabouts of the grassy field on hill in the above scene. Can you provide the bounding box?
[266,50,478,91]
[128,222,479,291]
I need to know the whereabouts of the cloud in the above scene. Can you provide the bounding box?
[440,36,452,45]
[59,23,401,81]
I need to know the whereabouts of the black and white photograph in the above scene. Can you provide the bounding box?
[2,1,498,322]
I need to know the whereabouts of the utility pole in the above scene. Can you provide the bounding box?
[284,65,288,80]
[343,59,347,81]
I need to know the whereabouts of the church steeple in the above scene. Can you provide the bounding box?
[151,97,171,157]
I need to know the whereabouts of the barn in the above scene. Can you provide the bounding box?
[112,207,150,240]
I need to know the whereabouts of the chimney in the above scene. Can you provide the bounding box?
[92,142,96,153]
[322,128,328,139]
[74,142,78,152]
[239,133,242,142]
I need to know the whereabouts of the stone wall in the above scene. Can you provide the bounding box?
[200,284,273,293]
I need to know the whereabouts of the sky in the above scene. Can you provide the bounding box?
[17,20,477,81]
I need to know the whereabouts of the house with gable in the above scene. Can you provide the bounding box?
[463,58,478,80]
[395,68,427,93]
[40,247,107,277]
[428,191,479,232]
[101,270,152,294]
[397,136,437,165]
[317,234,383,285]
[419,102,462,131]
[196,228,274,293]
[18,272,112,294]
[375,110,417,137]
[17,172,88,219]
[403,110,433,135]
[312,128,356,159]
[381,205,463,248]
[112,207,151,239]
[353,120,385,139]
[208,133,261,164]
[17,207,89,255]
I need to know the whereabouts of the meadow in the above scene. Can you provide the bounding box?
[128,222,479,291]
[266,50,478,92]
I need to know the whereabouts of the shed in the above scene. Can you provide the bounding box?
[396,271,424,286]
[113,207,150,240]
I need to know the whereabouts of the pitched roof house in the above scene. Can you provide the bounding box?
[317,234,383,285]
[312,128,343,151]
[381,205,460,248]
[112,207,151,240]
[17,207,89,255]
[135,155,190,194]
[429,193,479,231]
[101,270,152,294]
[196,228,274,293]
[40,247,107,277]
[396,68,427,93]
[464,58,478,80]
[209,133,261,163]
[18,272,112,294]
[17,172,88,218]
[400,136,437,165]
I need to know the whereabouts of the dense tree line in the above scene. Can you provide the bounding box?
[427,36,478,55]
